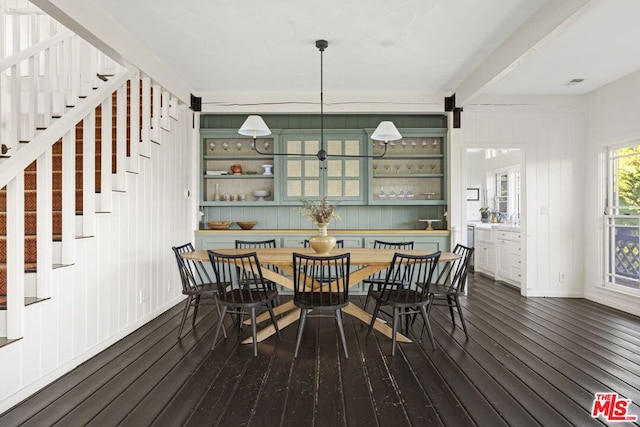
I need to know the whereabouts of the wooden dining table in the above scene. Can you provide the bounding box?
[182,247,460,345]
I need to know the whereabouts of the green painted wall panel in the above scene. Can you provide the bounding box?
[201,114,447,130]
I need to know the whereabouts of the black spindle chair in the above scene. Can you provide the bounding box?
[426,244,474,338]
[292,252,351,358]
[208,250,281,356]
[172,243,225,339]
[366,251,441,356]
[362,240,415,312]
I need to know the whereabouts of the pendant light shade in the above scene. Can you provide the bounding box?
[371,121,402,143]
[238,115,272,138]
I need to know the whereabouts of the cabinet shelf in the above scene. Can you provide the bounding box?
[201,201,276,206]
[203,155,273,161]
[203,174,274,179]
[375,154,444,159]
[373,173,444,178]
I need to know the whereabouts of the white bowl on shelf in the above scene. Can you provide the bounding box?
[253,190,270,201]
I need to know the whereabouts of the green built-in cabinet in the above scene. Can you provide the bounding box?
[199,114,448,229]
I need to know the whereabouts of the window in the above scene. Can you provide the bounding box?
[605,144,640,291]
[486,167,520,220]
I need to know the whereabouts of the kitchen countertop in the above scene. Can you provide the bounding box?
[467,221,520,232]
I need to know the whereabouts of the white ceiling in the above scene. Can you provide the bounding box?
[88,0,640,104]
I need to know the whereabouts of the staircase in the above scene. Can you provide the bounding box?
[0,2,185,340]
[0,91,126,308]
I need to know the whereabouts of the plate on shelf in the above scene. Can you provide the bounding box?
[206,171,228,176]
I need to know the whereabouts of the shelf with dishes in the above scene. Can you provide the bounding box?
[202,178,274,205]
[371,136,444,156]
[371,176,444,204]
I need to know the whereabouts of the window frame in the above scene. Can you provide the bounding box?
[604,142,640,293]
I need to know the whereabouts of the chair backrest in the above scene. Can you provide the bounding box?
[172,243,213,292]
[365,240,415,281]
[292,252,350,309]
[379,251,441,304]
[235,239,278,274]
[303,239,344,248]
[235,239,277,249]
[436,244,474,293]
[207,250,273,304]
[373,240,415,250]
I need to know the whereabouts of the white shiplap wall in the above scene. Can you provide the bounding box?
[450,95,586,298]
[586,69,640,316]
[0,106,197,412]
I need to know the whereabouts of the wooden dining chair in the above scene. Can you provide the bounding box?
[366,251,441,356]
[207,250,281,356]
[362,240,415,312]
[171,243,225,340]
[292,252,351,358]
[426,244,474,338]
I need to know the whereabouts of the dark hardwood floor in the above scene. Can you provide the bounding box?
[2,274,640,426]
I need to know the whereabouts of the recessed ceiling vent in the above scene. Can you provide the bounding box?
[565,78,585,86]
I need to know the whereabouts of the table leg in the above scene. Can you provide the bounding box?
[343,302,412,343]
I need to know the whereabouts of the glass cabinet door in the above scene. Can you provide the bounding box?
[282,134,364,202]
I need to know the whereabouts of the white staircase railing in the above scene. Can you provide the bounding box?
[0,3,179,340]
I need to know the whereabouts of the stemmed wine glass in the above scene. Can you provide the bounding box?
[378,185,386,200]
[263,141,270,151]
[236,141,243,151]
[418,164,425,174]
[208,141,215,151]
[394,163,401,174]
[430,162,437,173]
[222,141,229,151]
[407,164,413,174]
[411,140,417,150]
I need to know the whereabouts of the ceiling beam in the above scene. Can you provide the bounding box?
[454,0,596,106]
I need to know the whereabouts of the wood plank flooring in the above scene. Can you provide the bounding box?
[2,274,640,426]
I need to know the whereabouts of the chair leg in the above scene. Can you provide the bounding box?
[211,306,228,351]
[391,307,400,356]
[454,296,469,338]
[266,301,281,340]
[447,296,456,326]
[335,309,349,358]
[366,302,382,339]
[177,296,193,339]
[294,309,309,358]
[419,305,436,350]
[250,307,258,356]
[192,295,201,328]
[363,288,371,312]
[214,298,227,339]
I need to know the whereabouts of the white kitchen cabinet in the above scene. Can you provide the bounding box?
[474,226,496,276]
[496,228,521,287]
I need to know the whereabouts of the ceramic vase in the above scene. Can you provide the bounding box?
[309,223,336,255]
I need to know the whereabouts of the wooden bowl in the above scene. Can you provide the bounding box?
[236,221,258,230]
[207,221,231,230]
